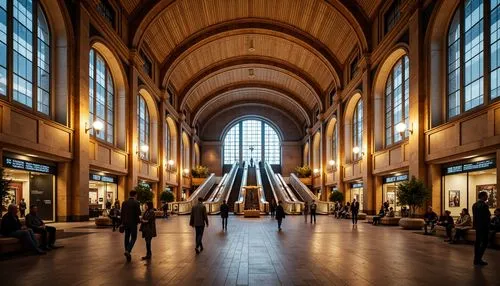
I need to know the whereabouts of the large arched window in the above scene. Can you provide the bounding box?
[385,55,409,145]
[331,124,337,164]
[0,1,51,115]
[223,119,281,165]
[447,0,500,118]
[137,95,150,159]
[352,99,363,161]
[89,48,114,143]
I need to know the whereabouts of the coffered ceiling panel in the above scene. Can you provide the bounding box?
[142,0,359,64]
[183,65,319,112]
[166,30,336,92]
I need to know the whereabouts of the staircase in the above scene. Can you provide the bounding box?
[227,166,244,212]
[288,184,304,201]
[259,162,275,203]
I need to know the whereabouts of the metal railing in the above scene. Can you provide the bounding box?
[264,162,302,214]
[204,163,239,214]
[276,173,300,202]
[234,162,249,214]
[289,173,333,214]
[255,163,269,213]
[168,173,216,215]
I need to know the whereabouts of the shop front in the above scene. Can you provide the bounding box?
[442,157,497,217]
[348,182,364,211]
[382,173,409,215]
[88,172,119,218]
[2,153,57,221]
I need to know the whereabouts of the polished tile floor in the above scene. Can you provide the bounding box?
[0,215,499,286]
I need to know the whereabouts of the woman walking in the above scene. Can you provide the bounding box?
[140,201,157,260]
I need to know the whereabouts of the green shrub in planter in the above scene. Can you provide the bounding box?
[396,176,430,217]
[160,190,175,203]
[294,165,312,178]
[329,191,344,202]
[135,183,154,205]
[191,165,209,178]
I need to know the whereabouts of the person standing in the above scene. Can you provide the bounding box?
[140,201,156,260]
[276,200,285,231]
[109,203,121,232]
[190,197,209,254]
[18,198,27,218]
[25,205,60,250]
[220,200,229,230]
[303,201,309,222]
[121,190,141,262]
[472,191,491,266]
[310,200,317,224]
[270,199,277,218]
[351,199,360,225]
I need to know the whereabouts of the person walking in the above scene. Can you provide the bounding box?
[276,200,285,231]
[190,197,209,254]
[139,201,156,260]
[18,198,27,218]
[220,200,229,230]
[472,191,491,266]
[310,200,317,224]
[121,190,141,262]
[351,199,360,225]
[303,201,309,222]
[270,199,277,218]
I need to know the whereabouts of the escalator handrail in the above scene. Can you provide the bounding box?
[207,173,228,202]
[169,173,216,214]
[224,162,243,202]
[204,162,239,214]
[289,173,332,214]
[276,174,300,202]
[234,162,249,213]
[255,163,270,213]
[264,162,302,214]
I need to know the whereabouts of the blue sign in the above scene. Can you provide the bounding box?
[3,156,56,174]
[383,173,409,184]
[444,159,496,175]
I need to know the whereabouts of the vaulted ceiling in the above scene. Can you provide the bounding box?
[120,0,383,132]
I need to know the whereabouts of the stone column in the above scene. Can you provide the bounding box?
[361,60,375,214]
[70,4,90,221]
[158,100,167,208]
[336,97,346,198]
[56,162,71,221]
[429,164,442,214]
[126,64,140,191]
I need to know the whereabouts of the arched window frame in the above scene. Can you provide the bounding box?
[352,99,363,161]
[331,124,337,164]
[385,55,409,146]
[222,119,281,165]
[0,0,52,116]
[447,0,500,119]
[165,118,170,161]
[137,94,150,160]
[89,48,114,144]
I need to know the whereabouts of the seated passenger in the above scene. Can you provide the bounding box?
[386,207,395,218]
[423,206,438,235]
[340,203,351,219]
[437,210,454,242]
[401,206,409,218]
[26,205,60,250]
[0,204,45,255]
[372,206,385,225]
[489,208,500,248]
[450,208,472,244]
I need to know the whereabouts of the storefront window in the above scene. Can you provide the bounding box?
[348,183,364,211]
[443,158,497,216]
[89,173,118,218]
[382,173,408,215]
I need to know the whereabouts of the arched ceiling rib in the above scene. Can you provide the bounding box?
[193,87,310,126]
[164,30,337,93]
[182,64,321,113]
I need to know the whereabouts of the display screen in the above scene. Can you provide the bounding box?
[443,159,496,175]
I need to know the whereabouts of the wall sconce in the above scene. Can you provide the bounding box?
[353,146,365,157]
[136,145,149,158]
[395,122,413,135]
[313,168,320,177]
[85,120,104,134]
[328,160,336,171]
[183,168,190,177]
[166,159,175,171]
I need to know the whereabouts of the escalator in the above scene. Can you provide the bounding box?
[227,164,244,212]
[247,166,257,186]
[259,162,275,203]
[204,184,219,201]
[288,184,304,201]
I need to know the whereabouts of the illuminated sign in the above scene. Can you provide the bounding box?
[3,156,56,174]
[89,173,118,184]
[443,159,496,175]
[351,183,363,188]
[383,173,409,184]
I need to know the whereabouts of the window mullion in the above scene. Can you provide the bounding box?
[459,1,465,115]
[6,0,12,102]
[32,0,38,113]
[484,0,491,106]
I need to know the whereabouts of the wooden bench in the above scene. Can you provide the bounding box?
[94,216,113,227]
[366,216,375,223]
[381,217,401,226]
[435,226,500,244]
[345,213,367,220]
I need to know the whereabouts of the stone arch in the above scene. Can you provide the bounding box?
[325,117,338,165]
[165,116,178,165]
[138,87,160,162]
[372,46,409,151]
[344,92,362,163]
[39,0,72,125]
[312,131,321,171]
[426,0,461,128]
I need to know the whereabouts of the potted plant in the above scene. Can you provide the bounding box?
[329,191,344,203]
[396,176,430,230]
[0,167,11,217]
[160,189,175,203]
[191,165,209,186]
[295,165,312,185]
[135,183,154,210]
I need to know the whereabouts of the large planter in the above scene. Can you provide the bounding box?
[191,177,206,186]
[398,218,425,230]
[299,177,312,185]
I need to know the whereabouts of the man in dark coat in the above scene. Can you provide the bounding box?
[472,191,491,266]
[26,205,59,250]
[190,197,209,254]
[351,199,360,225]
[276,200,285,231]
[121,190,141,262]
[310,200,317,224]
[1,204,45,255]
[220,200,229,230]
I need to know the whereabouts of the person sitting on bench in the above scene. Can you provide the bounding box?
[490,208,500,248]
[450,208,472,244]
[423,206,438,235]
[26,205,60,250]
[372,205,386,225]
[1,204,45,255]
[386,207,395,218]
[437,210,454,242]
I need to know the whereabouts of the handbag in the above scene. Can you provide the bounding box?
[119,225,125,233]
